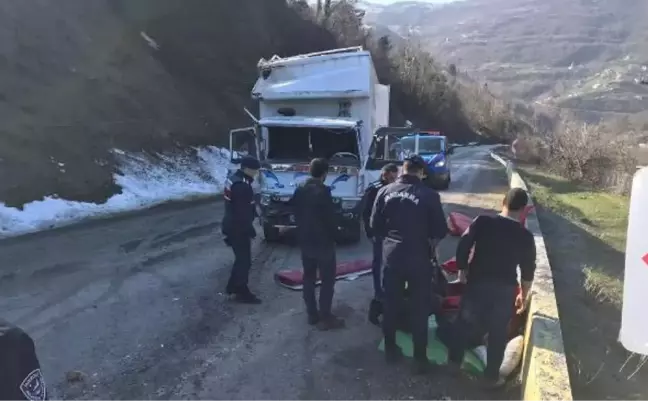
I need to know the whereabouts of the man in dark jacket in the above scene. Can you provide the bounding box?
[222,156,262,304]
[0,320,47,400]
[447,188,536,388]
[291,158,345,330]
[370,156,448,373]
[362,163,399,325]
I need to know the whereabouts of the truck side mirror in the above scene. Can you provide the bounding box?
[447,146,455,155]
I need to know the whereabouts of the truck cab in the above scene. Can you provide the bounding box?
[228,47,390,243]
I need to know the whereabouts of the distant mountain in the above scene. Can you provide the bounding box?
[360,0,648,124]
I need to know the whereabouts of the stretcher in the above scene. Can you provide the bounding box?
[447,205,535,236]
[274,259,372,290]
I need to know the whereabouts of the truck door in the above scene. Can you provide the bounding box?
[229,127,259,162]
[364,126,415,181]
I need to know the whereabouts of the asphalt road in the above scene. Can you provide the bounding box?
[0,146,514,400]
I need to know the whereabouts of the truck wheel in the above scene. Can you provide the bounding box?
[263,223,280,242]
[343,221,362,244]
[439,175,451,190]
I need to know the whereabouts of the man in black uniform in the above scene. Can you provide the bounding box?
[362,163,399,325]
[222,156,262,304]
[370,156,448,373]
[0,320,47,400]
[447,188,536,388]
[291,158,345,331]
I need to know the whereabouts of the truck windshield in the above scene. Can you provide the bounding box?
[265,126,359,165]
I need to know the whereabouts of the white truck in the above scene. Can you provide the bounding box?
[227,46,394,243]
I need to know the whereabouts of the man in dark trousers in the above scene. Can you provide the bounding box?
[363,163,399,325]
[370,156,448,373]
[222,156,262,304]
[291,158,345,331]
[447,188,536,388]
[0,320,47,400]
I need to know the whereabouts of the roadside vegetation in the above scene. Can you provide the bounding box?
[517,166,648,400]
[504,79,647,399]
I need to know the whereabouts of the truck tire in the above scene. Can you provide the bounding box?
[263,223,281,243]
[439,174,451,190]
[342,221,362,244]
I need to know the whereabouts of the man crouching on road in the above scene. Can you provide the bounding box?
[447,188,536,388]
[363,163,399,325]
[291,158,345,331]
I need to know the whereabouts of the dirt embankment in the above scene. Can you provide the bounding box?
[0,0,337,207]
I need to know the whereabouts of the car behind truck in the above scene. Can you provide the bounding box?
[369,130,454,190]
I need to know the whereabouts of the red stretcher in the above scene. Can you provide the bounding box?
[447,205,535,236]
[274,259,372,290]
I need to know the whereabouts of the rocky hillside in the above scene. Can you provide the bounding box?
[361,0,648,124]
[1,0,538,208]
[0,0,338,207]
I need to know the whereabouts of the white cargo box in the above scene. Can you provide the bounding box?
[252,47,373,100]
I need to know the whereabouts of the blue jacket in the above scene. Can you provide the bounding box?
[221,170,256,238]
[370,174,448,264]
[362,179,388,239]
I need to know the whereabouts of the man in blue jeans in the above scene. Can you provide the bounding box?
[362,163,399,325]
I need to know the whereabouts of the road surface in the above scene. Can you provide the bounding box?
[0,146,514,400]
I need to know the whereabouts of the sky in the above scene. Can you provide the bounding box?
[364,0,460,4]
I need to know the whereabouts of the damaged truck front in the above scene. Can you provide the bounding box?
[228,47,390,243]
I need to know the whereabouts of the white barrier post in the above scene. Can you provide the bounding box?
[620,167,648,354]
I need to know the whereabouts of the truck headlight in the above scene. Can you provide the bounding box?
[341,200,359,210]
[260,194,272,206]
[435,160,446,167]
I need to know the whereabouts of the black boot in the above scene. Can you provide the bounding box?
[307,313,320,326]
[233,289,262,304]
[413,357,433,375]
[368,298,383,326]
[385,344,403,364]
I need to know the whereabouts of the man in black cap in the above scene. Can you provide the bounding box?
[0,320,47,400]
[362,163,399,325]
[370,156,448,373]
[291,158,345,331]
[447,188,536,388]
[222,155,262,304]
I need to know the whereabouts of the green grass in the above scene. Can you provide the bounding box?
[520,167,629,307]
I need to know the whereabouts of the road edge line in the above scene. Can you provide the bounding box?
[489,152,573,401]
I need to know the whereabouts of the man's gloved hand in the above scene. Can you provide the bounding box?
[223,236,232,247]
[249,227,257,239]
